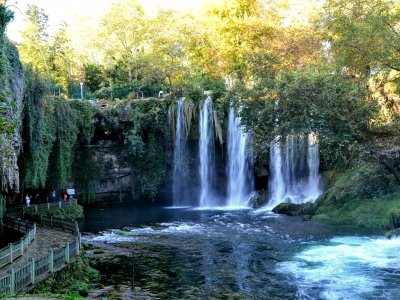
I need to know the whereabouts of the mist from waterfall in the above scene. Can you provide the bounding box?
[267,133,321,208]
[226,104,254,207]
[199,96,216,207]
[172,99,189,206]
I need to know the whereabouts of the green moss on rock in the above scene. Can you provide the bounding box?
[272,202,315,216]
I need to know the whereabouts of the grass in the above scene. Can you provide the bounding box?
[313,162,400,229]
[31,254,99,298]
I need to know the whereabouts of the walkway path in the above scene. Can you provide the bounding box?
[0,226,74,273]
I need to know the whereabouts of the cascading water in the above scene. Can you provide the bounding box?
[199,96,216,207]
[172,99,189,206]
[226,104,254,207]
[267,133,321,208]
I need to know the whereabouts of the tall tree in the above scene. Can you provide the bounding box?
[49,22,75,96]
[18,4,50,78]
[323,0,400,75]
[97,0,146,83]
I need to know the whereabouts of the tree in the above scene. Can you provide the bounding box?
[97,0,146,83]
[18,4,50,78]
[49,22,75,97]
[322,0,400,75]
[84,63,106,93]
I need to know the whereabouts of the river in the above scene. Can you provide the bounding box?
[81,200,400,299]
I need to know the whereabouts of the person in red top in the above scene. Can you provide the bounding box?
[63,193,68,202]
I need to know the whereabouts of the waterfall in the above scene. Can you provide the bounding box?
[306,133,321,201]
[267,138,285,208]
[172,99,189,206]
[267,133,321,208]
[226,104,254,207]
[199,96,216,207]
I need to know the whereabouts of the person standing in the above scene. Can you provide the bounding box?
[52,190,56,202]
[25,195,31,207]
[63,193,68,202]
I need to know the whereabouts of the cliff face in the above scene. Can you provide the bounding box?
[86,141,132,194]
[0,41,24,193]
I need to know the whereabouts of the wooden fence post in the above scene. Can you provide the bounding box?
[76,237,80,256]
[75,221,79,236]
[65,244,69,263]
[9,269,15,294]
[9,243,12,263]
[49,250,54,273]
[30,257,35,285]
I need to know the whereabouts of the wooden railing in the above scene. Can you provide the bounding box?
[0,218,36,269]
[0,214,81,295]
[0,238,79,294]
[23,199,78,215]
[24,214,79,235]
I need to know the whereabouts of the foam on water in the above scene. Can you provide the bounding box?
[277,236,400,299]
[88,232,143,243]
[163,206,193,210]
[191,206,251,211]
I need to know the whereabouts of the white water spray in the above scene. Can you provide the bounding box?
[199,96,216,207]
[267,133,321,208]
[226,104,254,207]
[172,99,189,206]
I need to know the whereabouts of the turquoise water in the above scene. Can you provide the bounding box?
[82,202,398,299]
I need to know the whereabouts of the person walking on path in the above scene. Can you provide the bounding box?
[25,195,31,207]
[52,190,56,202]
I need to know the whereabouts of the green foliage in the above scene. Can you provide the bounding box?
[21,75,95,190]
[30,205,84,219]
[47,99,81,189]
[133,130,165,199]
[121,99,169,200]
[70,100,95,144]
[72,148,100,204]
[49,22,75,97]
[241,69,377,168]
[22,67,56,189]
[32,254,99,297]
[277,70,376,166]
[18,4,50,78]
[314,162,400,228]
[323,0,400,75]
[0,5,13,36]
[83,63,106,93]
[182,75,226,102]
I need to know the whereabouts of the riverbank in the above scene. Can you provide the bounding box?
[273,162,400,233]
